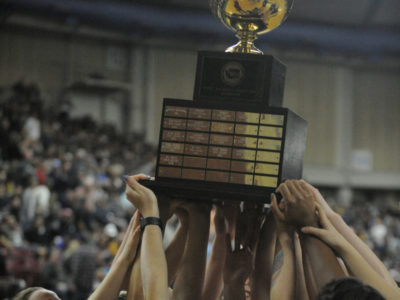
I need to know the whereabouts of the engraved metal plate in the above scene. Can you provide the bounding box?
[182,168,206,180]
[183,156,207,168]
[165,106,188,118]
[229,173,254,185]
[211,122,234,134]
[210,134,233,146]
[254,175,278,187]
[184,144,208,156]
[164,118,187,129]
[161,142,185,154]
[257,138,282,151]
[187,120,210,132]
[189,108,212,119]
[234,136,258,148]
[159,154,183,166]
[186,132,209,144]
[232,149,256,161]
[259,126,283,138]
[158,166,181,178]
[255,163,279,175]
[230,161,255,173]
[162,130,186,142]
[208,146,232,158]
[236,112,260,124]
[260,113,284,125]
[256,151,280,163]
[206,170,229,183]
[207,158,230,170]
[212,109,235,121]
[235,124,259,136]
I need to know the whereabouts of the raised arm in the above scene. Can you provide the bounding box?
[251,210,276,300]
[224,204,262,300]
[201,205,231,300]
[125,174,169,300]
[302,204,400,300]
[302,180,397,287]
[88,212,141,300]
[277,180,345,298]
[270,193,296,300]
[165,204,189,286]
[172,203,210,300]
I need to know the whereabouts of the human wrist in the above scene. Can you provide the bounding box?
[141,206,160,218]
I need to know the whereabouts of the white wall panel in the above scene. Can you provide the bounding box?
[284,61,337,166]
[353,70,400,171]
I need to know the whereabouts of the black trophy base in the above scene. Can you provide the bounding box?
[140,178,273,204]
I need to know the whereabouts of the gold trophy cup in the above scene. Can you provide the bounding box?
[210,0,294,54]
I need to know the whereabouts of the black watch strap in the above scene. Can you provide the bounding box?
[140,217,163,232]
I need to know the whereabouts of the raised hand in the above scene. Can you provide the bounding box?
[113,211,141,266]
[276,180,317,228]
[301,203,348,251]
[124,174,159,218]
[300,180,335,218]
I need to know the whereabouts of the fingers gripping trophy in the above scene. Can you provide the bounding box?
[210,0,294,54]
[142,0,306,204]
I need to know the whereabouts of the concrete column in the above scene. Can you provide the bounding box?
[129,45,146,133]
[144,47,158,145]
[334,67,354,204]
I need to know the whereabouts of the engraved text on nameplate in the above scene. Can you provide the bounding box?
[186,132,209,144]
[187,120,210,132]
[163,118,187,130]
[189,108,212,119]
[161,142,185,154]
[165,106,188,118]
[236,112,260,124]
[158,166,181,178]
[159,154,183,166]
[162,130,185,142]
[212,109,235,121]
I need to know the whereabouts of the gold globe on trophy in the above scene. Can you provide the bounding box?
[210,0,294,54]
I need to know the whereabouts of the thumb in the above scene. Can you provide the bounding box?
[124,174,149,191]
[301,226,325,240]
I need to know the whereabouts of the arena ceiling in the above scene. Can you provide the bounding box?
[1,0,400,59]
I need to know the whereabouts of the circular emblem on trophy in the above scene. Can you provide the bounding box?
[221,61,245,87]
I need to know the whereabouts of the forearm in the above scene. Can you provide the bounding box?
[338,241,400,300]
[127,252,143,300]
[141,225,169,300]
[294,234,310,300]
[88,260,129,300]
[271,235,295,300]
[251,215,276,300]
[299,233,345,295]
[202,234,226,300]
[165,222,188,285]
[224,283,246,300]
[172,213,210,300]
[330,213,397,286]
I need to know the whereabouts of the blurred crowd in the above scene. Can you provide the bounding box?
[0,82,156,299]
[0,82,399,300]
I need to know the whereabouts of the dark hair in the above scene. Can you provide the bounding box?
[317,277,385,300]
[12,287,42,300]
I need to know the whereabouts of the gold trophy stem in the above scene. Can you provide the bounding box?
[225,31,263,54]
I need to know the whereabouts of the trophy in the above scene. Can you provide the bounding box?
[210,0,294,54]
[142,0,306,203]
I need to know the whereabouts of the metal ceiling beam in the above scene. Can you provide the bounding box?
[2,0,400,59]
